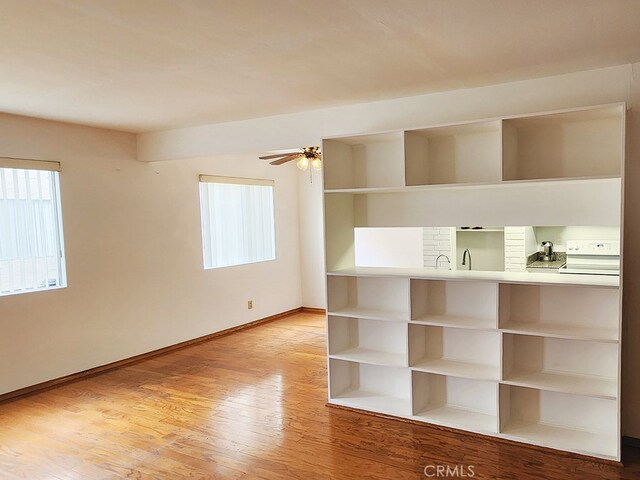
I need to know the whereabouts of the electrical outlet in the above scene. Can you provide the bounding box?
[247,300,253,310]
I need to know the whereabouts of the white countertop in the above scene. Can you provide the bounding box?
[327,267,619,287]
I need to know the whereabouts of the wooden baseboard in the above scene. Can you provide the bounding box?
[0,307,303,404]
[301,307,326,314]
[623,436,640,449]
[326,403,623,467]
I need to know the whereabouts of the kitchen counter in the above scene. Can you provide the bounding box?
[328,266,619,287]
[526,252,567,270]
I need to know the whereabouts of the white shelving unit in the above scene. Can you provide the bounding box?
[323,103,625,461]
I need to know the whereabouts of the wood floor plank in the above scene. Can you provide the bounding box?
[0,312,639,479]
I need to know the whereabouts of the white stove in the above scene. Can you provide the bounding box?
[558,240,620,276]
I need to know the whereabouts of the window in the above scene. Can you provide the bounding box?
[199,175,276,269]
[0,159,67,296]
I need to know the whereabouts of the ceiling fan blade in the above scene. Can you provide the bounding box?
[259,152,298,160]
[270,153,302,165]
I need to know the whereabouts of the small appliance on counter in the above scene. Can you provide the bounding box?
[526,241,565,272]
[559,240,620,276]
[539,241,556,262]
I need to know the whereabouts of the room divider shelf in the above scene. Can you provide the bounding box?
[323,102,625,461]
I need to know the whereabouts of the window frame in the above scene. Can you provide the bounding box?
[0,158,67,297]
[198,174,277,270]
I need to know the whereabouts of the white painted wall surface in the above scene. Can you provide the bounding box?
[354,228,424,268]
[0,114,302,395]
[138,65,633,162]
[297,170,325,308]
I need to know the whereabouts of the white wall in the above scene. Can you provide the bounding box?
[297,169,325,308]
[137,65,633,162]
[354,228,424,268]
[0,113,302,395]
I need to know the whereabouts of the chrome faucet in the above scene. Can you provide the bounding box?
[435,254,451,270]
[462,249,472,270]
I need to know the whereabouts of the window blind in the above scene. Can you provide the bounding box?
[199,176,276,269]
[0,157,61,172]
[0,167,66,295]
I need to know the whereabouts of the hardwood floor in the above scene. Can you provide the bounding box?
[0,311,638,479]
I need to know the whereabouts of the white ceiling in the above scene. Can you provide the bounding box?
[2,0,640,133]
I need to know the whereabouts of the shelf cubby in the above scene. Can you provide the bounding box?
[404,121,501,186]
[412,372,498,434]
[408,325,500,380]
[323,132,405,190]
[499,283,620,342]
[410,279,498,329]
[340,177,621,228]
[502,334,618,398]
[329,359,412,417]
[327,275,410,321]
[502,105,624,182]
[499,385,618,459]
[328,316,407,367]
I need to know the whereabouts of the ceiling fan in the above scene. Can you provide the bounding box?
[259,146,321,171]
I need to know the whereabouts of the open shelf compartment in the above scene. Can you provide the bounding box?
[499,385,619,460]
[502,104,624,182]
[412,372,498,434]
[327,275,410,321]
[408,324,500,380]
[329,359,412,417]
[410,279,498,329]
[499,283,620,342]
[323,132,406,190]
[404,121,501,186]
[502,334,618,399]
[328,316,407,367]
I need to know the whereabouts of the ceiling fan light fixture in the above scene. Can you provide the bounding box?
[296,157,310,171]
[311,158,322,171]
